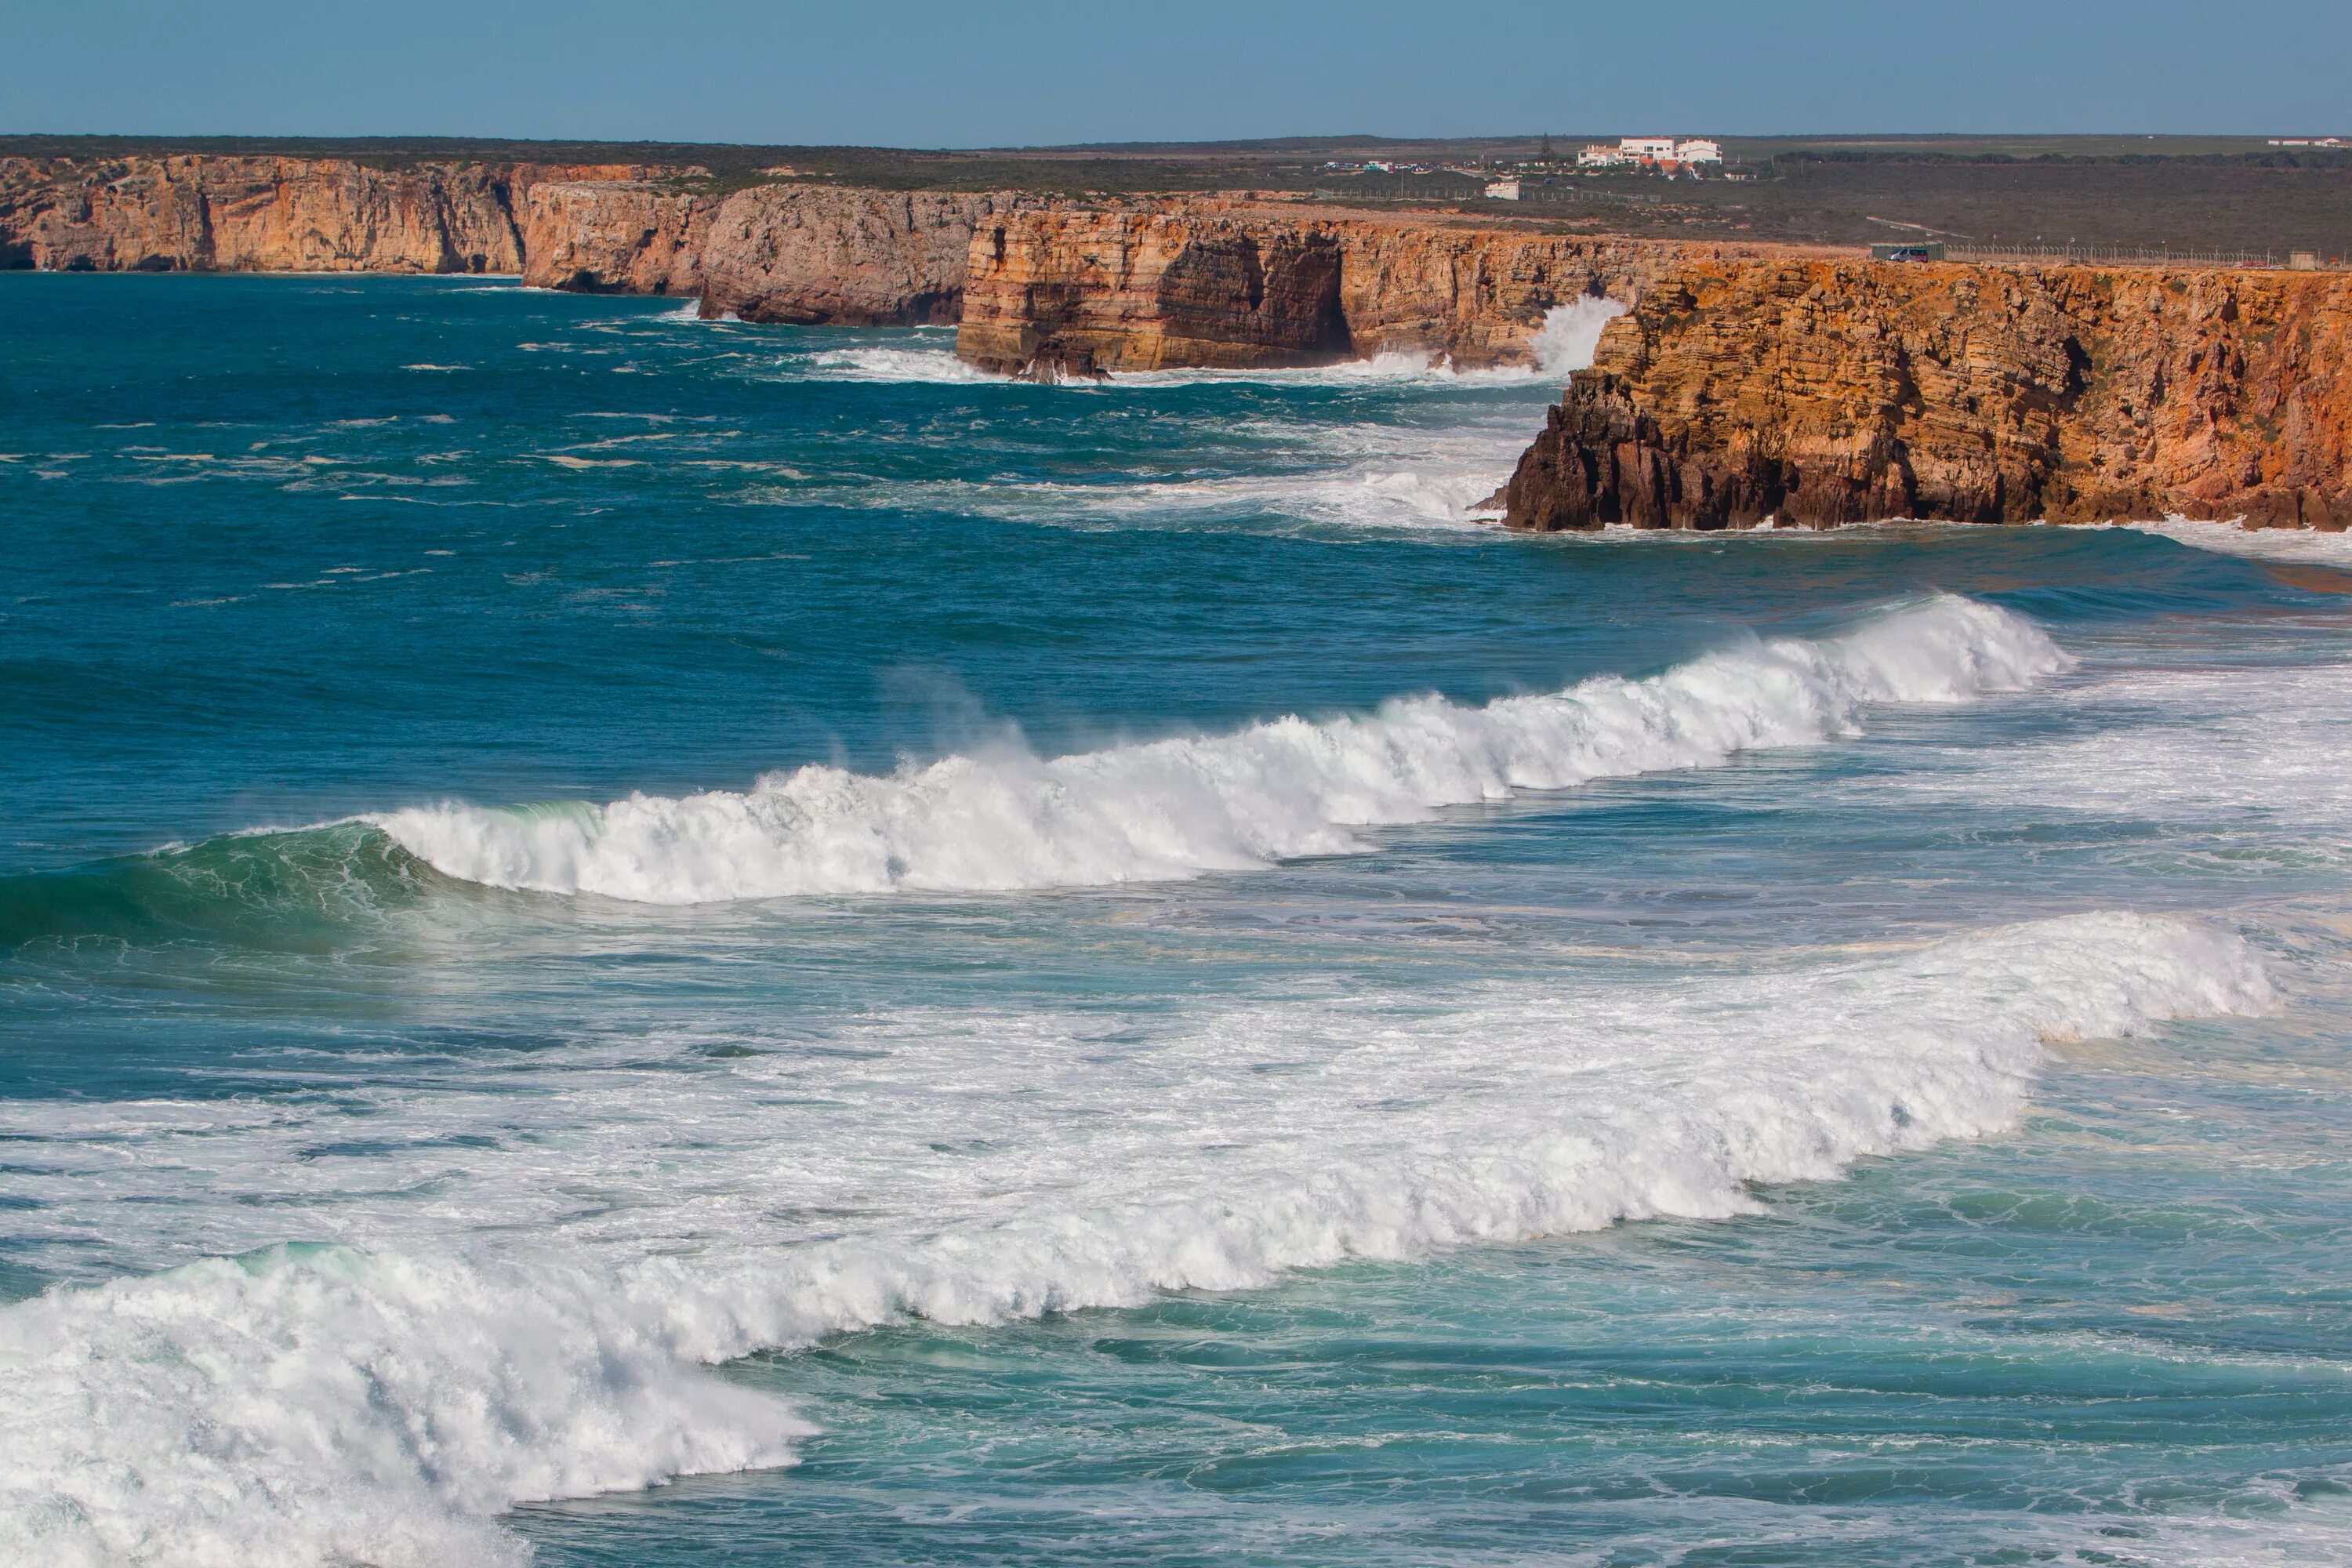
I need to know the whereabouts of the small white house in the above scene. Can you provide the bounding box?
[1485,179,1522,200]
[1577,144,1632,168]
[1673,139,1723,164]
[1620,137,1677,159]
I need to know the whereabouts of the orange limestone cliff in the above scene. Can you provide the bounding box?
[695,187,1033,325]
[3,158,1026,328]
[519,180,712,296]
[954,204,1736,377]
[0,156,648,274]
[1499,256,2352,532]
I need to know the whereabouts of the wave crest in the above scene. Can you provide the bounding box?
[0,910,2274,1566]
[374,594,2071,905]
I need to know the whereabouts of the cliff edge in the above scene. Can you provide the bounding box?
[695,187,1029,325]
[1500,257,2352,531]
[519,180,711,295]
[1,155,645,274]
[954,205,1733,377]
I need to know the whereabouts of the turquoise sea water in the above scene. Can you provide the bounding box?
[2,274,2348,1566]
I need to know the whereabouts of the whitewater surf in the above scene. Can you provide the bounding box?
[8,275,2351,1568]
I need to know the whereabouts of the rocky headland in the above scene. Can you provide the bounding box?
[1497,257,2352,532]
[953,202,1737,376]
[10,153,2346,531]
[0,154,649,273]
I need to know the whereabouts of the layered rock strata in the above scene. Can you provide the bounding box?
[518,180,712,295]
[694,187,1030,325]
[0,155,644,274]
[1500,257,2352,531]
[6,161,1712,374]
[2,157,1026,328]
[954,205,1726,376]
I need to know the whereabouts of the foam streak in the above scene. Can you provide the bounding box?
[0,912,2275,1566]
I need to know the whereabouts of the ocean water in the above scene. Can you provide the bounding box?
[2,274,2348,1568]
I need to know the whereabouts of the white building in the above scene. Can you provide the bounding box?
[1578,137,1725,170]
[1484,179,1522,200]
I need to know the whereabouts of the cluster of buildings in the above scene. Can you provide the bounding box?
[1575,137,1723,172]
[1319,135,1734,203]
[2267,136,2344,149]
[1318,158,1455,176]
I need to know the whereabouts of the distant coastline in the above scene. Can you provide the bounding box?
[9,141,2344,536]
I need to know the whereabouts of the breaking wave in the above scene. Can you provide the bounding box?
[793,344,1003,383]
[373,593,2067,905]
[0,909,2274,1566]
[775,296,1624,387]
[2119,516,2352,567]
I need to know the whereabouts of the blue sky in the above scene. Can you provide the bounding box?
[6,0,2347,145]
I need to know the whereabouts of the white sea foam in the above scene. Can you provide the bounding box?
[1104,296,1622,389]
[0,910,2275,1567]
[796,344,1004,383]
[1526,292,1627,376]
[776,342,1483,388]
[1555,515,2352,560]
[2130,1499,2352,1568]
[805,412,1543,534]
[2120,516,2352,566]
[778,297,1624,390]
[743,299,1624,532]
[1849,655,2352,837]
[372,594,2068,905]
[0,1249,809,1568]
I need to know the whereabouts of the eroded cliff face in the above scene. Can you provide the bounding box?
[2,158,1029,327]
[519,181,713,295]
[1334,227,1690,365]
[1501,257,2352,531]
[954,204,1724,377]
[696,187,1031,325]
[957,206,1348,376]
[33,160,2336,539]
[0,156,645,274]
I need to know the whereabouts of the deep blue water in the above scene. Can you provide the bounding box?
[2,274,2347,1567]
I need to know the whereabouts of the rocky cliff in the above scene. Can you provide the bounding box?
[3,156,1025,328]
[518,180,711,295]
[954,204,1727,377]
[1499,256,2352,531]
[34,161,2336,538]
[695,187,1029,325]
[0,155,645,274]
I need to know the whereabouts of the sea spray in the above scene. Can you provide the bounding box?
[1529,293,1627,377]
[19,260,2352,1568]
[372,593,2070,904]
[2121,515,2352,567]
[782,297,1624,390]
[0,911,2275,1568]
